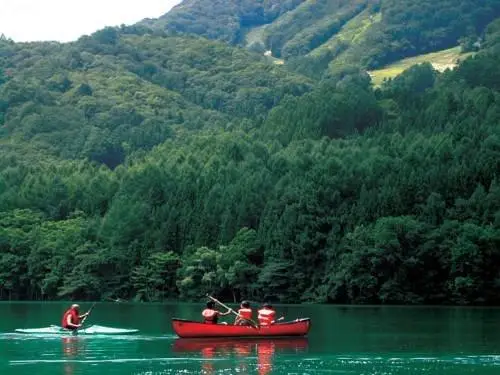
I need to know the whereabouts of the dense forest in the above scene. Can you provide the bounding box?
[1,5,500,305]
[142,0,306,44]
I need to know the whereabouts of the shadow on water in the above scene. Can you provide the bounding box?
[172,337,309,375]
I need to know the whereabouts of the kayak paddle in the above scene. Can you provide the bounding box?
[80,302,96,327]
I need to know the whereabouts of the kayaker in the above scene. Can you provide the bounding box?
[202,301,231,324]
[234,300,253,326]
[257,303,277,326]
[62,304,89,330]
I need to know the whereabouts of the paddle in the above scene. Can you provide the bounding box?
[206,295,259,328]
[79,302,96,327]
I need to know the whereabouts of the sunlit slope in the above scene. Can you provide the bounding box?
[308,9,381,58]
[368,46,476,86]
[260,0,369,58]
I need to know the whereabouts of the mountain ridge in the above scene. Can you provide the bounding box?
[143,0,500,75]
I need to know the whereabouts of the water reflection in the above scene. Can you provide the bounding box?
[61,337,82,375]
[200,345,215,374]
[173,337,308,374]
[257,340,274,375]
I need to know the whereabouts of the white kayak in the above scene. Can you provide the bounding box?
[15,324,139,335]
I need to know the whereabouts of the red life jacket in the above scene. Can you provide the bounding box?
[62,308,80,329]
[202,308,219,324]
[238,308,253,321]
[257,308,276,326]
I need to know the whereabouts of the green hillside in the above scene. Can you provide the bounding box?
[1,9,500,305]
[145,0,500,74]
[308,8,382,58]
[0,28,312,167]
[260,0,369,59]
[141,0,306,44]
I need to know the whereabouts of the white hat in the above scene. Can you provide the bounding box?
[71,304,80,309]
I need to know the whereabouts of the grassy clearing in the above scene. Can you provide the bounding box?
[368,46,476,86]
[244,25,285,64]
[308,10,381,57]
[336,10,381,44]
[245,24,268,48]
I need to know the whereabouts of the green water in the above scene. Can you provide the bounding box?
[1,303,500,374]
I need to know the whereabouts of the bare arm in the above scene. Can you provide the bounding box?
[66,314,81,329]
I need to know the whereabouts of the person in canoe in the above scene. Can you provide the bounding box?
[202,301,231,324]
[234,300,253,326]
[62,304,89,331]
[257,303,278,326]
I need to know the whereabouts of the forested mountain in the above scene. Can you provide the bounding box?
[145,0,500,75]
[142,0,306,44]
[1,4,500,306]
[0,28,311,167]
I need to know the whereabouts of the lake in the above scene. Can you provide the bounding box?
[1,302,500,374]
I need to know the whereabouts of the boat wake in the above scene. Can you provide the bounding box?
[14,324,139,335]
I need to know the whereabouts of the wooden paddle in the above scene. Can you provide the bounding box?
[206,295,259,328]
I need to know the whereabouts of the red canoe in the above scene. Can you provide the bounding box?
[172,318,311,338]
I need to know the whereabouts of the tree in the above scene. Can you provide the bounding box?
[131,251,181,301]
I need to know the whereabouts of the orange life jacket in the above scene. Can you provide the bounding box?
[202,308,219,324]
[62,308,80,329]
[257,308,276,326]
[238,308,253,321]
